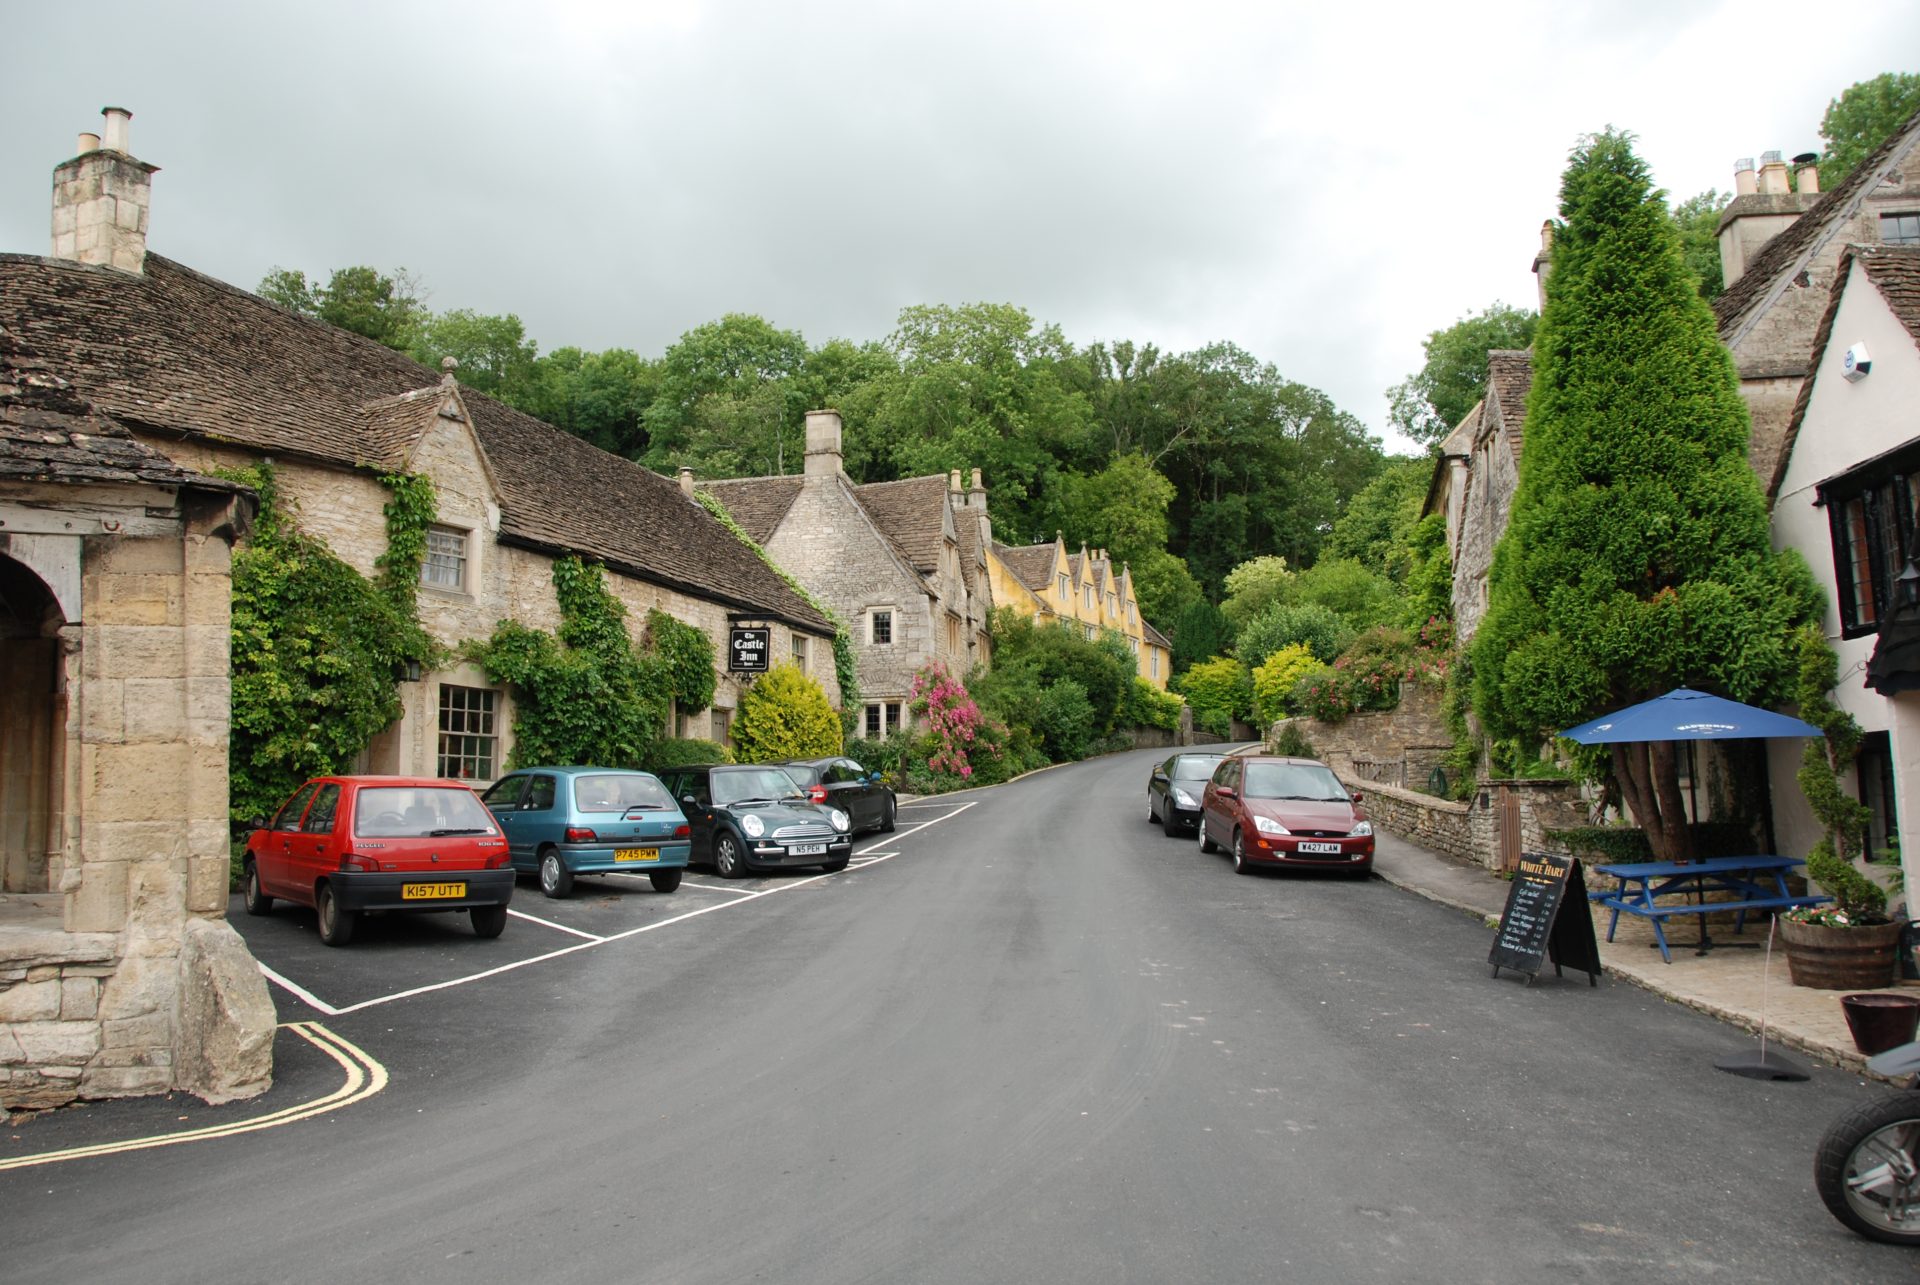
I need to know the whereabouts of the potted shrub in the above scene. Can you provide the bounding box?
[1779,629,1901,989]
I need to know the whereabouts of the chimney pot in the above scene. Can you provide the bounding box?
[76,132,100,155]
[1733,157,1757,196]
[949,469,962,493]
[1758,151,1791,195]
[678,466,695,498]
[1792,153,1821,195]
[101,106,132,153]
[803,409,844,479]
[970,467,983,490]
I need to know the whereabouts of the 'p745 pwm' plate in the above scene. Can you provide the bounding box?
[402,882,467,900]
[1296,842,1343,855]
[615,848,660,862]
[788,842,828,856]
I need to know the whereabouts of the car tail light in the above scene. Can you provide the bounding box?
[808,785,827,804]
[673,823,690,839]
[339,849,378,872]
[564,827,598,843]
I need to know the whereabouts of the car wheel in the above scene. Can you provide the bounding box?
[649,869,682,894]
[470,904,509,939]
[823,857,850,873]
[714,831,746,880]
[538,847,574,899]
[315,883,355,947]
[1198,817,1217,854]
[1162,805,1182,839]
[1147,796,1159,824]
[1231,830,1254,876]
[242,859,273,916]
[880,796,896,833]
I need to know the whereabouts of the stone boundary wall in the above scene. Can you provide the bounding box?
[1341,776,1474,863]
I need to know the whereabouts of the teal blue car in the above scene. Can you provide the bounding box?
[480,767,691,898]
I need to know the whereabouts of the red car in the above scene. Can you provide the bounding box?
[242,776,516,946]
[1196,755,1375,877]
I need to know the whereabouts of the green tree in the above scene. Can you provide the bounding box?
[1818,72,1920,189]
[1175,656,1252,734]
[515,346,659,458]
[732,662,842,761]
[1469,130,1819,861]
[1170,599,1230,675]
[257,265,427,351]
[1058,452,1176,565]
[1252,643,1320,728]
[1323,455,1431,579]
[1671,189,1730,301]
[643,314,810,475]
[411,309,538,399]
[1220,555,1294,630]
[1235,601,1352,667]
[1292,557,1396,633]
[1386,303,1538,446]
[1126,547,1205,632]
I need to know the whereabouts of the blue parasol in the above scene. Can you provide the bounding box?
[1559,688,1820,743]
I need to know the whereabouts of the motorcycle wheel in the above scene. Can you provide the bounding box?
[1814,1090,1920,1246]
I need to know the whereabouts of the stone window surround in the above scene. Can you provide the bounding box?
[867,605,895,646]
[420,522,475,596]
[864,700,905,739]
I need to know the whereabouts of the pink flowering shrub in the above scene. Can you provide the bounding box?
[1295,620,1456,725]
[908,663,1008,788]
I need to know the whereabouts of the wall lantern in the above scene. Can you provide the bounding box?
[398,659,423,682]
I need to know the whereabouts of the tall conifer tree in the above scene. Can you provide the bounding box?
[1469,131,1817,859]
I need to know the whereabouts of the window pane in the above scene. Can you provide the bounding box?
[421,526,468,590]
[355,786,498,837]
[437,685,498,780]
[865,704,882,738]
[272,782,322,831]
[1842,496,1879,628]
[871,611,892,645]
[1883,212,1920,246]
[303,784,343,834]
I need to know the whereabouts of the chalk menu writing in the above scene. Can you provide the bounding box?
[1488,852,1601,986]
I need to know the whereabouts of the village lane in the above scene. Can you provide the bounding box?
[3,746,1912,1282]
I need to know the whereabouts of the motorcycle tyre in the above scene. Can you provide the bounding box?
[1814,1089,1920,1246]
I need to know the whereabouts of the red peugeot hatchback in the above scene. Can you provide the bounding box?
[1197,755,1375,877]
[242,776,516,946]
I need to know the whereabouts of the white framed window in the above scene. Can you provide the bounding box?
[437,684,497,780]
[1084,585,1093,610]
[1057,574,1069,599]
[421,525,470,592]
[864,701,906,739]
[792,635,808,673]
[869,608,894,645]
[1151,651,1160,678]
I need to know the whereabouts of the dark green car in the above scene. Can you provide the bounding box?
[657,764,855,878]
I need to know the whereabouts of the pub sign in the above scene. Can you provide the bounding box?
[728,626,771,674]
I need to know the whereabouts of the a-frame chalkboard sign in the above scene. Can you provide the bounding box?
[1488,852,1602,986]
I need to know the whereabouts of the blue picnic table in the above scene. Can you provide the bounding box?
[1587,856,1831,963]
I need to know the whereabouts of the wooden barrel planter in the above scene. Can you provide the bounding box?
[1778,918,1903,990]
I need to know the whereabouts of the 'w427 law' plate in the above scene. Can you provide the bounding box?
[1296,842,1343,854]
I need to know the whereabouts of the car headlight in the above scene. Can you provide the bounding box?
[1348,820,1373,837]
[829,809,850,832]
[1171,788,1196,808]
[740,814,765,838]
[1253,815,1291,836]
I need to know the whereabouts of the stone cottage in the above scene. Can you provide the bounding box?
[1,110,838,797]
[1,320,273,1109]
[1764,242,1920,915]
[987,535,1172,687]
[1423,349,1532,643]
[695,410,990,740]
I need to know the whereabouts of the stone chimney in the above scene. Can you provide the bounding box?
[803,409,844,479]
[52,106,158,274]
[678,466,695,497]
[1757,150,1791,195]
[948,469,962,495]
[1793,152,1821,195]
[1717,148,1823,288]
[1531,221,1553,312]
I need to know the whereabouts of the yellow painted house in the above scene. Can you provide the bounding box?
[988,536,1173,688]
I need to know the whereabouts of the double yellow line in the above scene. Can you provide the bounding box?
[0,1021,387,1172]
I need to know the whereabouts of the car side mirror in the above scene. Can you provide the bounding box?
[250,816,267,831]
[1217,787,1238,800]
[1351,791,1363,804]
[681,795,699,810]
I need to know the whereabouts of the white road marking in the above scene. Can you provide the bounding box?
[0,1022,387,1171]
[255,800,978,1014]
[506,908,606,942]
[677,879,761,895]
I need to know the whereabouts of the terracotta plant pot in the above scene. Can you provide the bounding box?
[1777,917,1903,990]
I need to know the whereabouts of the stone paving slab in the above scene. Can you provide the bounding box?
[1371,831,1920,1075]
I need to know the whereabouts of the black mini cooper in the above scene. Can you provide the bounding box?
[656,763,855,878]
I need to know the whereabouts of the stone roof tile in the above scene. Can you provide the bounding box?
[853,475,951,572]
[696,475,805,543]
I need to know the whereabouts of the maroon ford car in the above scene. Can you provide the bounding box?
[1196,755,1375,877]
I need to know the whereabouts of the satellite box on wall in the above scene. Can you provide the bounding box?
[1842,343,1872,382]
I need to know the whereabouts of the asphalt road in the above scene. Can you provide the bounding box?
[4,747,1912,1282]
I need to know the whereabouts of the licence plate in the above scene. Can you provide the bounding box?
[402,882,466,900]
[1297,842,1343,854]
[615,848,660,863]
[789,842,828,856]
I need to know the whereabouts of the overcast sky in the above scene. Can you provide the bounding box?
[5,2,1917,454]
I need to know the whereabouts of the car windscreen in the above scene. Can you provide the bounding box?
[712,768,805,806]
[572,773,673,813]
[1240,762,1348,802]
[1171,755,1225,781]
[354,786,500,837]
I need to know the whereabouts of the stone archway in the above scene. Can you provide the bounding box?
[0,552,62,892]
